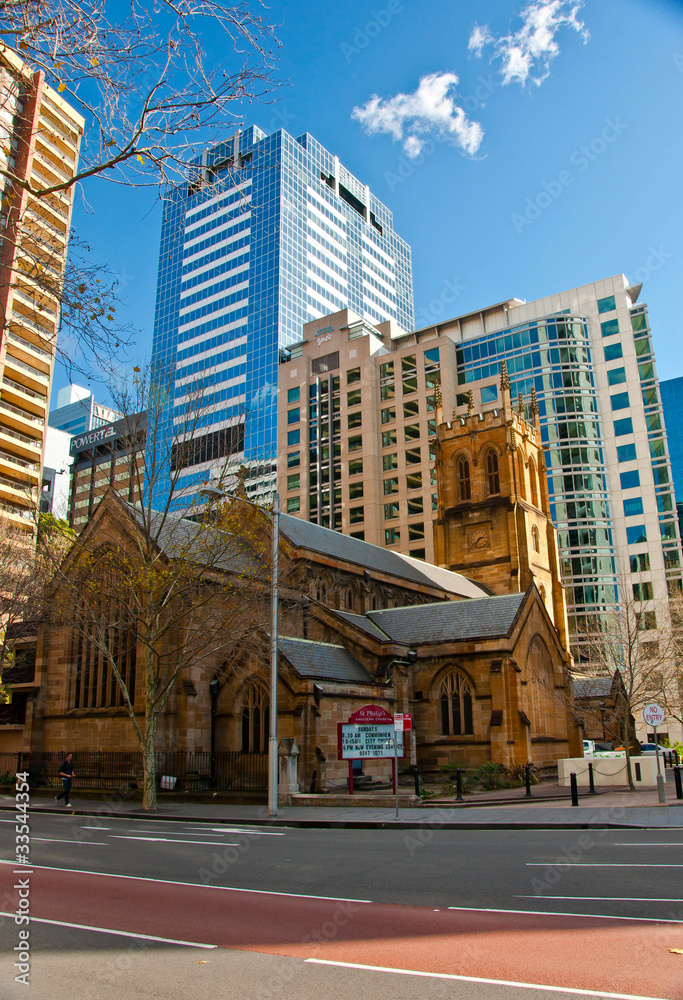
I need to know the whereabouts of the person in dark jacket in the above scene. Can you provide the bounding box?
[55,753,74,807]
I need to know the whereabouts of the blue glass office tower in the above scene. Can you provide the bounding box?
[151,125,414,500]
[660,377,683,501]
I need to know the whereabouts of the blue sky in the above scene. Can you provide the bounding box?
[60,0,683,403]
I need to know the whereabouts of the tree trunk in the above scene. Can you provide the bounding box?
[141,717,158,811]
[622,714,635,792]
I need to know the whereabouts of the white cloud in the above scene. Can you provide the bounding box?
[351,72,484,159]
[468,24,493,57]
[469,1,587,87]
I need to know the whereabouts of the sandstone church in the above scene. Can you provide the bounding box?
[10,366,582,791]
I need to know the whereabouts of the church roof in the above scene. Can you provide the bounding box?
[333,610,392,641]
[279,513,490,599]
[365,592,527,645]
[573,676,615,699]
[278,636,375,684]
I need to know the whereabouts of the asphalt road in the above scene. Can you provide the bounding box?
[1,812,682,999]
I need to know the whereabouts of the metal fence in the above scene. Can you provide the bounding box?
[0,750,268,793]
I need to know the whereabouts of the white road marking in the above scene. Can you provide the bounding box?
[527,863,683,868]
[517,895,683,902]
[109,835,240,846]
[305,959,671,1000]
[32,837,107,846]
[208,828,285,836]
[0,860,372,903]
[446,905,682,924]
[0,912,216,948]
[614,843,683,847]
[81,826,110,831]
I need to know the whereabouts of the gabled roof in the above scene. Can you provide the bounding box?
[278,635,375,684]
[573,676,615,699]
[279,513,490,599]
[333,610,392,642]
[365,592,527,645]
[122,501,265,578]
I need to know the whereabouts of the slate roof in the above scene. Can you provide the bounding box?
[573,676,614,699]
[364,592,527,645]
[278,636,375,684]
[122,501,265,578]
[334,610,392,642]
[279,513,490,599]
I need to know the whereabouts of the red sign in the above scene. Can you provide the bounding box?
[394,713,413,732]
[348,704,393,724]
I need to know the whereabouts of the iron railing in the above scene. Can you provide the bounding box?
[0,749,268,792]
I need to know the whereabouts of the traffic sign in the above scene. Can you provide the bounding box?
[394,713,412,731]
[643,703,666,727]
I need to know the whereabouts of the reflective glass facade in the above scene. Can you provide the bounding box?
[660,376,683,502]
[451,281,682,662]
[455,315,619,642]
[151,126,413,503]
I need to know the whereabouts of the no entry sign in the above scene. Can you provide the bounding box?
[643,704,666,727]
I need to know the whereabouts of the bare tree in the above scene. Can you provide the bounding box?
[0,1,280,198]
[44,367,289,810]
[576,574,681,789]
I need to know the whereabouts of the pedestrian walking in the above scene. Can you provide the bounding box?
[55,753,74,807]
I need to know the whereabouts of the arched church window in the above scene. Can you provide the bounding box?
[531,524,540,553]
[485,450,500,495]
[457,457,471,501]
[526,637,555,735]
[439,671,474,736]
[529,457,539,508]
[240,680,269,752]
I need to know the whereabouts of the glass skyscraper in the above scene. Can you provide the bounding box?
[150,125,414,502]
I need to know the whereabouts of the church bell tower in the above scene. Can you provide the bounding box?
[433,363,569,650]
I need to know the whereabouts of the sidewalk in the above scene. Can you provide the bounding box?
[3,783,683,830]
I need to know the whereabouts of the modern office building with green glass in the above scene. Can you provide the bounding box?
[446,274,682,669]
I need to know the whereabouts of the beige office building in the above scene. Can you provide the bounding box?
[0,48,83,533]
[278,308,450,563]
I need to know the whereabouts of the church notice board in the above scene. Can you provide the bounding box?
[338,705,404,759]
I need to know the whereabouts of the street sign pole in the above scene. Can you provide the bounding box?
[394,727,399,820]
[654,726,666,803]
[643,703,666,804]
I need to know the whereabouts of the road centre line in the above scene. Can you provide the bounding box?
[446,905,683,924]
[32,837,107,846]
[109,835,241,846]
[305,958,671,1000]
[527,863,683,868]
[517,895,683,902]
[0,860,373,903]
[0,912,216,948]
[81,826,111,830]
[613,843,683,847]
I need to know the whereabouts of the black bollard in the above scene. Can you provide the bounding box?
[570,771,579,807]
[674,766,683,801]
[309,768,317,794]
[411,765,421,797]
[455,767,464,801]
[588,761,596,794]
[525,763,532,798]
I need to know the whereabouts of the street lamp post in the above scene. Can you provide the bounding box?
[200,484,280,817]
[268,493,280,818]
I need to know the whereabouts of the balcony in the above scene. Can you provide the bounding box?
[0,448,38,472]
[32,149,71,184]
[1,377,47,414]
[40,95,82,143]
[14,287,58,321]
[4,350,51,389]
[0,397,44,433]
[8,325,55,361]
[0,423,42,462]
